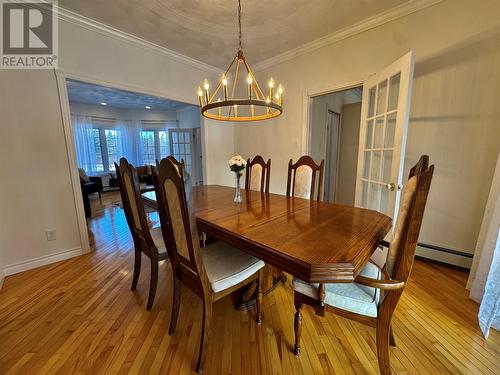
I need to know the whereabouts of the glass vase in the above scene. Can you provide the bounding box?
[234,173,242,203]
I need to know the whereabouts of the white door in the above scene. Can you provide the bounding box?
[169,128,195,181]
[355,51,415,221]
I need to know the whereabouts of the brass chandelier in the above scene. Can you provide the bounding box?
[197,0,283,122]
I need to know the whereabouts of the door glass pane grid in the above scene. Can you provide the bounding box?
[365,120,374,149]
[382,150,393,182]
[370,151,383,182]
[368,86,376,118]
[368,182,381,211]
[359,70,404,211]
[388,73,401,111]
[373,116,385,149]
[171,130,193,175]
[384,113,397,149]
[362,151,371,179]
[376,79,388,115]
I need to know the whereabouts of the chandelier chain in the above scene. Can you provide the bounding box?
[238,0,242,50]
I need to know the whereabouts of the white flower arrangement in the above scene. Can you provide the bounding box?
[228,155,246,176]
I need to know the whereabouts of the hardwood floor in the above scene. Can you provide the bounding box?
[0,191,498,374]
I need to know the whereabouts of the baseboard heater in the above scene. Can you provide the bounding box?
[415,242,473,269]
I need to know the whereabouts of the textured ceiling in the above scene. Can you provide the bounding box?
[59,0,411,68]
[67,80,191,111]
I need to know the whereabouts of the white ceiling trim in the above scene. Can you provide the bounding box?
[252,0,443,72]
[56,6,223,75]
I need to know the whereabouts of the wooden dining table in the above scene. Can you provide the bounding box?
[142,185,392,285]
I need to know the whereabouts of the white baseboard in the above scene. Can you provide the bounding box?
[416,245,473,269]
[2,247,83,276]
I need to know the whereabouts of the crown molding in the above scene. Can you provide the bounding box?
[253,0,443,72]
[56,6,223,75]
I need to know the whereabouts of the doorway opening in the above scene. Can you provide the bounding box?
[309,86,363,204]
[63,78,205,248]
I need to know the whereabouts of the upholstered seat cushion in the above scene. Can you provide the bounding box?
[292,262,382,317]
[202,242,265,293]
[150,227,167,254]
[150,227,207,255]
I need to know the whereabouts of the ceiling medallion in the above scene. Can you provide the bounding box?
[197,0,283,122]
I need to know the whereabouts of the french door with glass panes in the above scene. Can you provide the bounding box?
[355,51,415,221]
[169,128,195,178]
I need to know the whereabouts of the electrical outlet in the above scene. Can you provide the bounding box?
[46,230,57,241]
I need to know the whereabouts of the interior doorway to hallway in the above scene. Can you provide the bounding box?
[309,86,363,203]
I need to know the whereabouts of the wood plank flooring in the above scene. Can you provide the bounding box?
[0,192,498,374]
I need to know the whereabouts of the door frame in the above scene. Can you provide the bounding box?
[55,70,206,253]
[302,80,364,156]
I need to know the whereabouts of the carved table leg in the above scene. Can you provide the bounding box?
[294,292,303,356]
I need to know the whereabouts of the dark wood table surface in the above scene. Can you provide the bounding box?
[142,185,392,283]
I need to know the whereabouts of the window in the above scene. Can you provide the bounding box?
[90,128,104,172]
[89,127,122,172]
[105,129,120,171]
[141,130,156,165]
[140,129,170,164]
[159,131,169,159]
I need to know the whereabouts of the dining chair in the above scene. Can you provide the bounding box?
[286,155,324,201]
[153,158,265,373]
[291,155,434,375]
[158,156,206,246]
[157,156,185,176]
[115,158,168,311]
[245,155,271,193]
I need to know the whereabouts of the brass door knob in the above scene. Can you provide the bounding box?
[386,183,396,191]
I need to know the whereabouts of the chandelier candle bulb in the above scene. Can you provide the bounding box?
[198,87,204,106]
[222,76,229,100]
[203,80,210,104]
[247,74,253,99]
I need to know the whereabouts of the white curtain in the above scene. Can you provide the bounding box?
[72,114,97,173]
[468,152,500,338]
[118,120,144,166]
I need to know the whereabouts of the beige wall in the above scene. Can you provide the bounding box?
[202,120,236,187]
[336,102,362,206]
[233,0,500,261]
[0,17,226,276]
[0,70,81,271]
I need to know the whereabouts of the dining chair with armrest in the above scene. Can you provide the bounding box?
[115,158,168,311]
[286,155,324,201]
[153,158,265,373]
[292,155,434,375]
[245,155,271,193]
[156,156,185,175]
